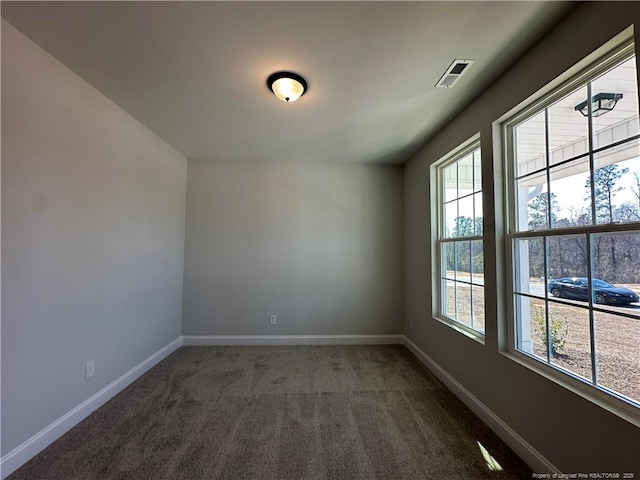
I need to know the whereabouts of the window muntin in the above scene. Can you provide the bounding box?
[438,141,485,335]
[506,44,640,407]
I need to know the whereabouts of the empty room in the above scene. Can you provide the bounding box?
[2,1,639,479]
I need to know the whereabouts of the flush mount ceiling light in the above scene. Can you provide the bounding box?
[574,92,623,117]
[267,71,307,103]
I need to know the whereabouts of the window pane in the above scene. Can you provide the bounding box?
[442,242,455,279]
[443,279,456,319]
[514,238,545,297]
[456,195,474,237]
[549,158,592,228]
[444,163,458,202]
[594,311,640,403]
[593,138,640,225]
[514,294,547,361]
[473,192,483,235]
[470,240,484,283]
[473,149,482,192]
[516,171,548,231]
[458,153,474,197]
[472,285,485,332]
[547,235,588,294]
[456,281,471,327]
[549,303,592,382]
[455,241,471,280]
[515,111,546,177]
[591,57,639,150]
[591,231,640,318]
[549,86,589,165]
[444,200,457,238]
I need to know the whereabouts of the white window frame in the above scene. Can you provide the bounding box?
[432,134,485,342]
[501,39,640,426]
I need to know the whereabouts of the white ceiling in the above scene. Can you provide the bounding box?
[1,1,574,164]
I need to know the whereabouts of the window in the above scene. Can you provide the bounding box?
[435,137,485,337]
[504,41,640,409]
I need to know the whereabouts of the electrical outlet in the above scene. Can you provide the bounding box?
[85,360,95,379]
[269,314,277,325]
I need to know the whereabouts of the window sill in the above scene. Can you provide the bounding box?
[434,316,486,345]
[502,348,640,428]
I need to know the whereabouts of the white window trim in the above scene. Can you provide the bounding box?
[500,38,640,427]
[431,133,485,343]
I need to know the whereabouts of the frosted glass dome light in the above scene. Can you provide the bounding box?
[267,71,308,103]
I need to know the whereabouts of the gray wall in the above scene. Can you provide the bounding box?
[404,2,640,474]
[183,159,403,336]
[1,21,187,455]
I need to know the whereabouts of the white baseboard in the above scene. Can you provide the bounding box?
[0,337,182,480]
[181,334,405,346]
[402,336,560,474]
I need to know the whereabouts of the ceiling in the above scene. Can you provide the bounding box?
[2,1,574,164]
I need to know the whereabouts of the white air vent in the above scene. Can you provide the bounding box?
[435,59,475,88]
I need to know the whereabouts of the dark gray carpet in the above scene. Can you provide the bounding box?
[8,345,532,479]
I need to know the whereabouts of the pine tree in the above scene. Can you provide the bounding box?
[528,191,559,230]
[585,164,629,271]
[586,164,629,224]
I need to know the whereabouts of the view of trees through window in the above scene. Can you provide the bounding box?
[525,165,640,283]
[508,50,640,405]
[439,143,484,334]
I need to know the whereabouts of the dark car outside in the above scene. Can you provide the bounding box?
[547,277,640,305]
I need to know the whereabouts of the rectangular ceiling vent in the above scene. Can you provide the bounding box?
[435,59,475,88]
